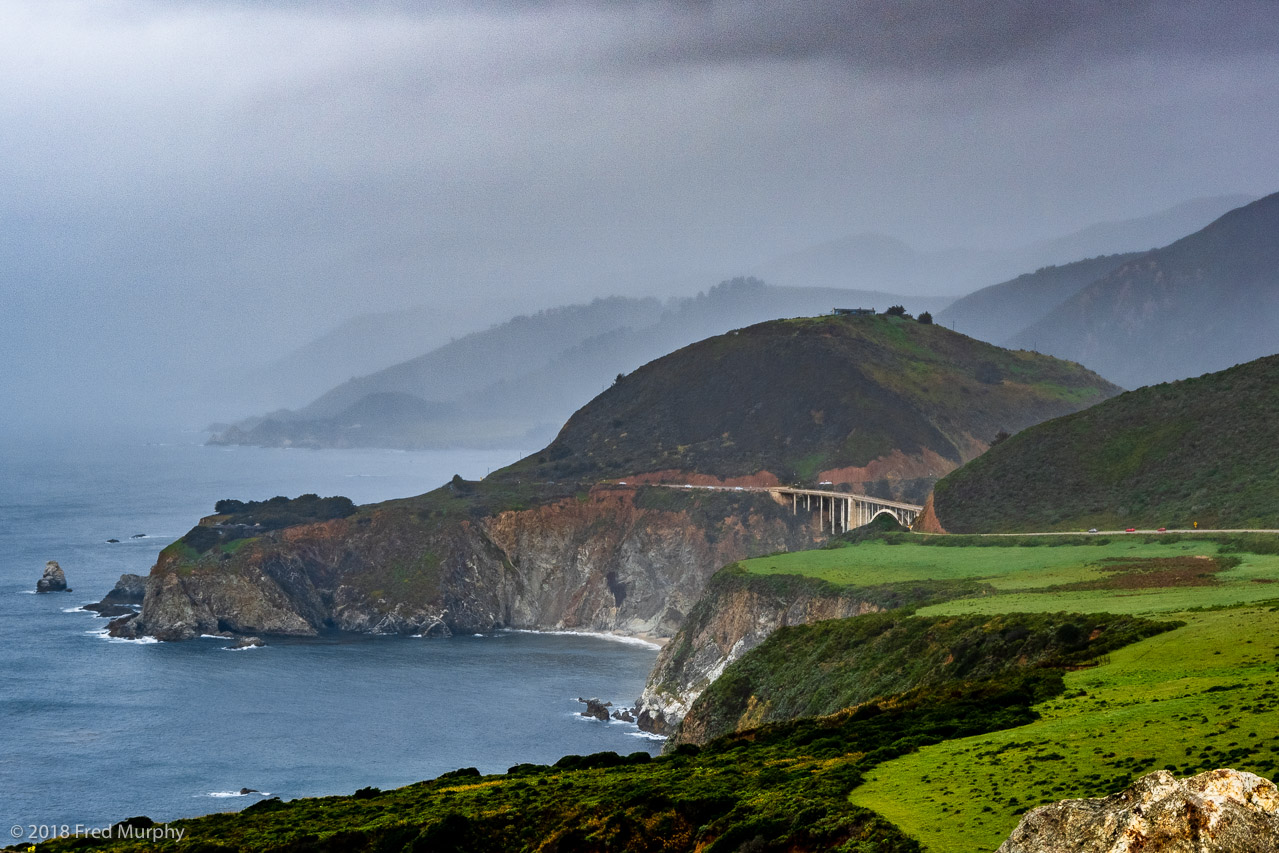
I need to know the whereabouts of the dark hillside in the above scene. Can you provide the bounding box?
[1010,191,1279,388]
[932,353,1279,532]
[499,313,1119,502]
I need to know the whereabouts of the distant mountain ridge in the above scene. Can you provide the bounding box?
[752,195,1253,297]
[937,253,1143,346]
[211,280,949,450]
[1010,191,1279,389]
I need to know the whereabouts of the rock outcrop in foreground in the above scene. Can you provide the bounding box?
[36,560,68,592]
[998,769,1279,852]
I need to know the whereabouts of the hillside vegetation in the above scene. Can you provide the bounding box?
[929,353,1279,532]
[673,610,1173,746]
[497,312,1118,502]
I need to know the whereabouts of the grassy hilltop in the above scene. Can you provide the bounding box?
[930,353,1279,532]
[498,312,1117,502]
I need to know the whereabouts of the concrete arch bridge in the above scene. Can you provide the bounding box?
[770,487,922,533]
[652,484,921,532]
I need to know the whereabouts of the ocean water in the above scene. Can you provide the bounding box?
[0,434,661,828]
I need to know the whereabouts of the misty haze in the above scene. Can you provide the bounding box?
[4,2,1279,851]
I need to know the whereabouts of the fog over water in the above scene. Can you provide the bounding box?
[2,0,1276,434]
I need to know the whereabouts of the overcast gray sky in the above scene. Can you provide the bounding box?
[2,0,1276,432]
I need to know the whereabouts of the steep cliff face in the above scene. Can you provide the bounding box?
[115,486,826,642]
[634,568,889,736]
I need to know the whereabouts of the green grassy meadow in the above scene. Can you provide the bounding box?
[849,605,1279,852]
[739,535,1279,851]
[742,536,1279,612]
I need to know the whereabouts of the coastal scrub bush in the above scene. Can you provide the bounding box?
[212,494,356,529]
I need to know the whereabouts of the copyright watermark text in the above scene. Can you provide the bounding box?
[10,821,185,844]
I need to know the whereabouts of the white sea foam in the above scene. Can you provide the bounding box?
[627,730,668,741]
[207,790,270,798]
[221,644,264,651]
[62,605,92,613]
[87,627,159,644]
[501,628,660,650]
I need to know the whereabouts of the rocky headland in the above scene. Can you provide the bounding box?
[109,485,824,642]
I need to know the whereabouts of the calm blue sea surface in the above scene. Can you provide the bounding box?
[0,434,661,828]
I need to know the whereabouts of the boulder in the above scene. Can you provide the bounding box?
[107,613,141,639]
[232,636,265,649]
[636,708,672,736]
[998,768,1279,853]
[36,561,69,593]
[577,697,612,721]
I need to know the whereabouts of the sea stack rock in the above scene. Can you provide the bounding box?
[36,561,69,593]
[232,636,265,649]
[997,768,1279,852]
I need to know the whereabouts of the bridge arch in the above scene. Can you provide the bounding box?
[868,507,905,526]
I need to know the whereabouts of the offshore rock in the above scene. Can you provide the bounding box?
[36,561,69,593]
[232,637,265,649]
[578,698,611,721]
[106,613,140,638]
[997,768,1279,853]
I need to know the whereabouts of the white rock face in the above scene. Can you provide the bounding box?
[998,769,1279,853]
